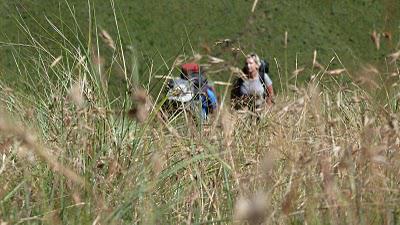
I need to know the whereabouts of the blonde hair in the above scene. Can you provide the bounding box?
[246,53,261,68]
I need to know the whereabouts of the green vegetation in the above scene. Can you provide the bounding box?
[1,0,399,89]
[1,0,400,224]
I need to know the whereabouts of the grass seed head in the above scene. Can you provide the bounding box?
[292,67,305,77]
[50,56,62,68]
[99,29,116,50]
[68,81,85,108]
[388,50,400,63]
[383,31,392,40]
[326,68,346,76]
[107,159,121,181]
[260,149,278,178]
[371,30,381,50]
[208,55,225,64]
[234,192,268,224]
[128,88,151,123]
[151,152,165,176]
[312,50,325,70]
[220,109,234,146]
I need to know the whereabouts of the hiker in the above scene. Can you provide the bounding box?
[166,63,217,120]
[231,53,274,110]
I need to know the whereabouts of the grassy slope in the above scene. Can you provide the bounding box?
[1,0,399,89]
[1,1,400,224]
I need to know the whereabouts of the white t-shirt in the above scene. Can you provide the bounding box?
[239,73,272,107]
[239,73,272,95]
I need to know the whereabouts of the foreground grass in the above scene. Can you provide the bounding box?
[2,62,400,224]
[1,3,400,224]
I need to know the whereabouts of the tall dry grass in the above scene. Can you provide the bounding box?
[1,1,400,224]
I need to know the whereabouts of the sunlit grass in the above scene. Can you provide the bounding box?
[1,1,400,224]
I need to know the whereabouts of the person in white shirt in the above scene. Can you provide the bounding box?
[231,53,274,110]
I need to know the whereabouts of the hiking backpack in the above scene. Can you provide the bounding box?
[180,63,217,113]
[259,59,270,81]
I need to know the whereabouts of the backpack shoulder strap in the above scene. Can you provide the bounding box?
[258,59,269,88]
[259,72,267,89]
[259,59,269,74]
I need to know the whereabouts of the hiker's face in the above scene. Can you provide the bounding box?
[246,58,258,74]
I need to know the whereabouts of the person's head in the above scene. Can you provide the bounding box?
[181,63,199,78]
[245,53,261,75]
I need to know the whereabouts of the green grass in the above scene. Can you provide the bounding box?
[1,1,400,224]
[1,0,399,90]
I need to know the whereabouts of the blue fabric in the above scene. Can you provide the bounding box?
[206,89,218,110]
[201,88,217,118]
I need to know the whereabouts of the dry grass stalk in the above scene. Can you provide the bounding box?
[91,50,104,67]
[229,66,246,79]
[0,154,6,175]
[91,47,105,78]
[76,55,87,68]
[208,55,225,64]
[214,39,232,47]
[220,109,234,147]
[231,47,240,52]
[68,81,85,108]
[251,0,259,12]
[383,31,392,39]
[128,88,151,123]
[0,113,85,186]
[284,31,288,49]
[320,155,339,224]
[371,30,381,50]
[363,64,379,74]
[326,68,346,76]
[313,61,324,70]
[260,149,278,179]
[356,65,380,89]
[200,43,211,54]
[172,55,186,68]
[280,167,300,216]
[4,24,400,223]
[151,152,165,176]
[0,137,13,154]
[291,67,305,77]
[50,56,62,68]
[313,50,324,70]
[99,29,116,50]
[191,53,202,62]
[388,50,400,63]
[234,192,268,224]
[107,159,121,181]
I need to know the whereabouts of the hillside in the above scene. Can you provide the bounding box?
[1,0,399,90]
[1,1,400,224]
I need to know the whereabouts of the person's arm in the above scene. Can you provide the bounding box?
[263,73,274,105]
[266,85,274,105]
